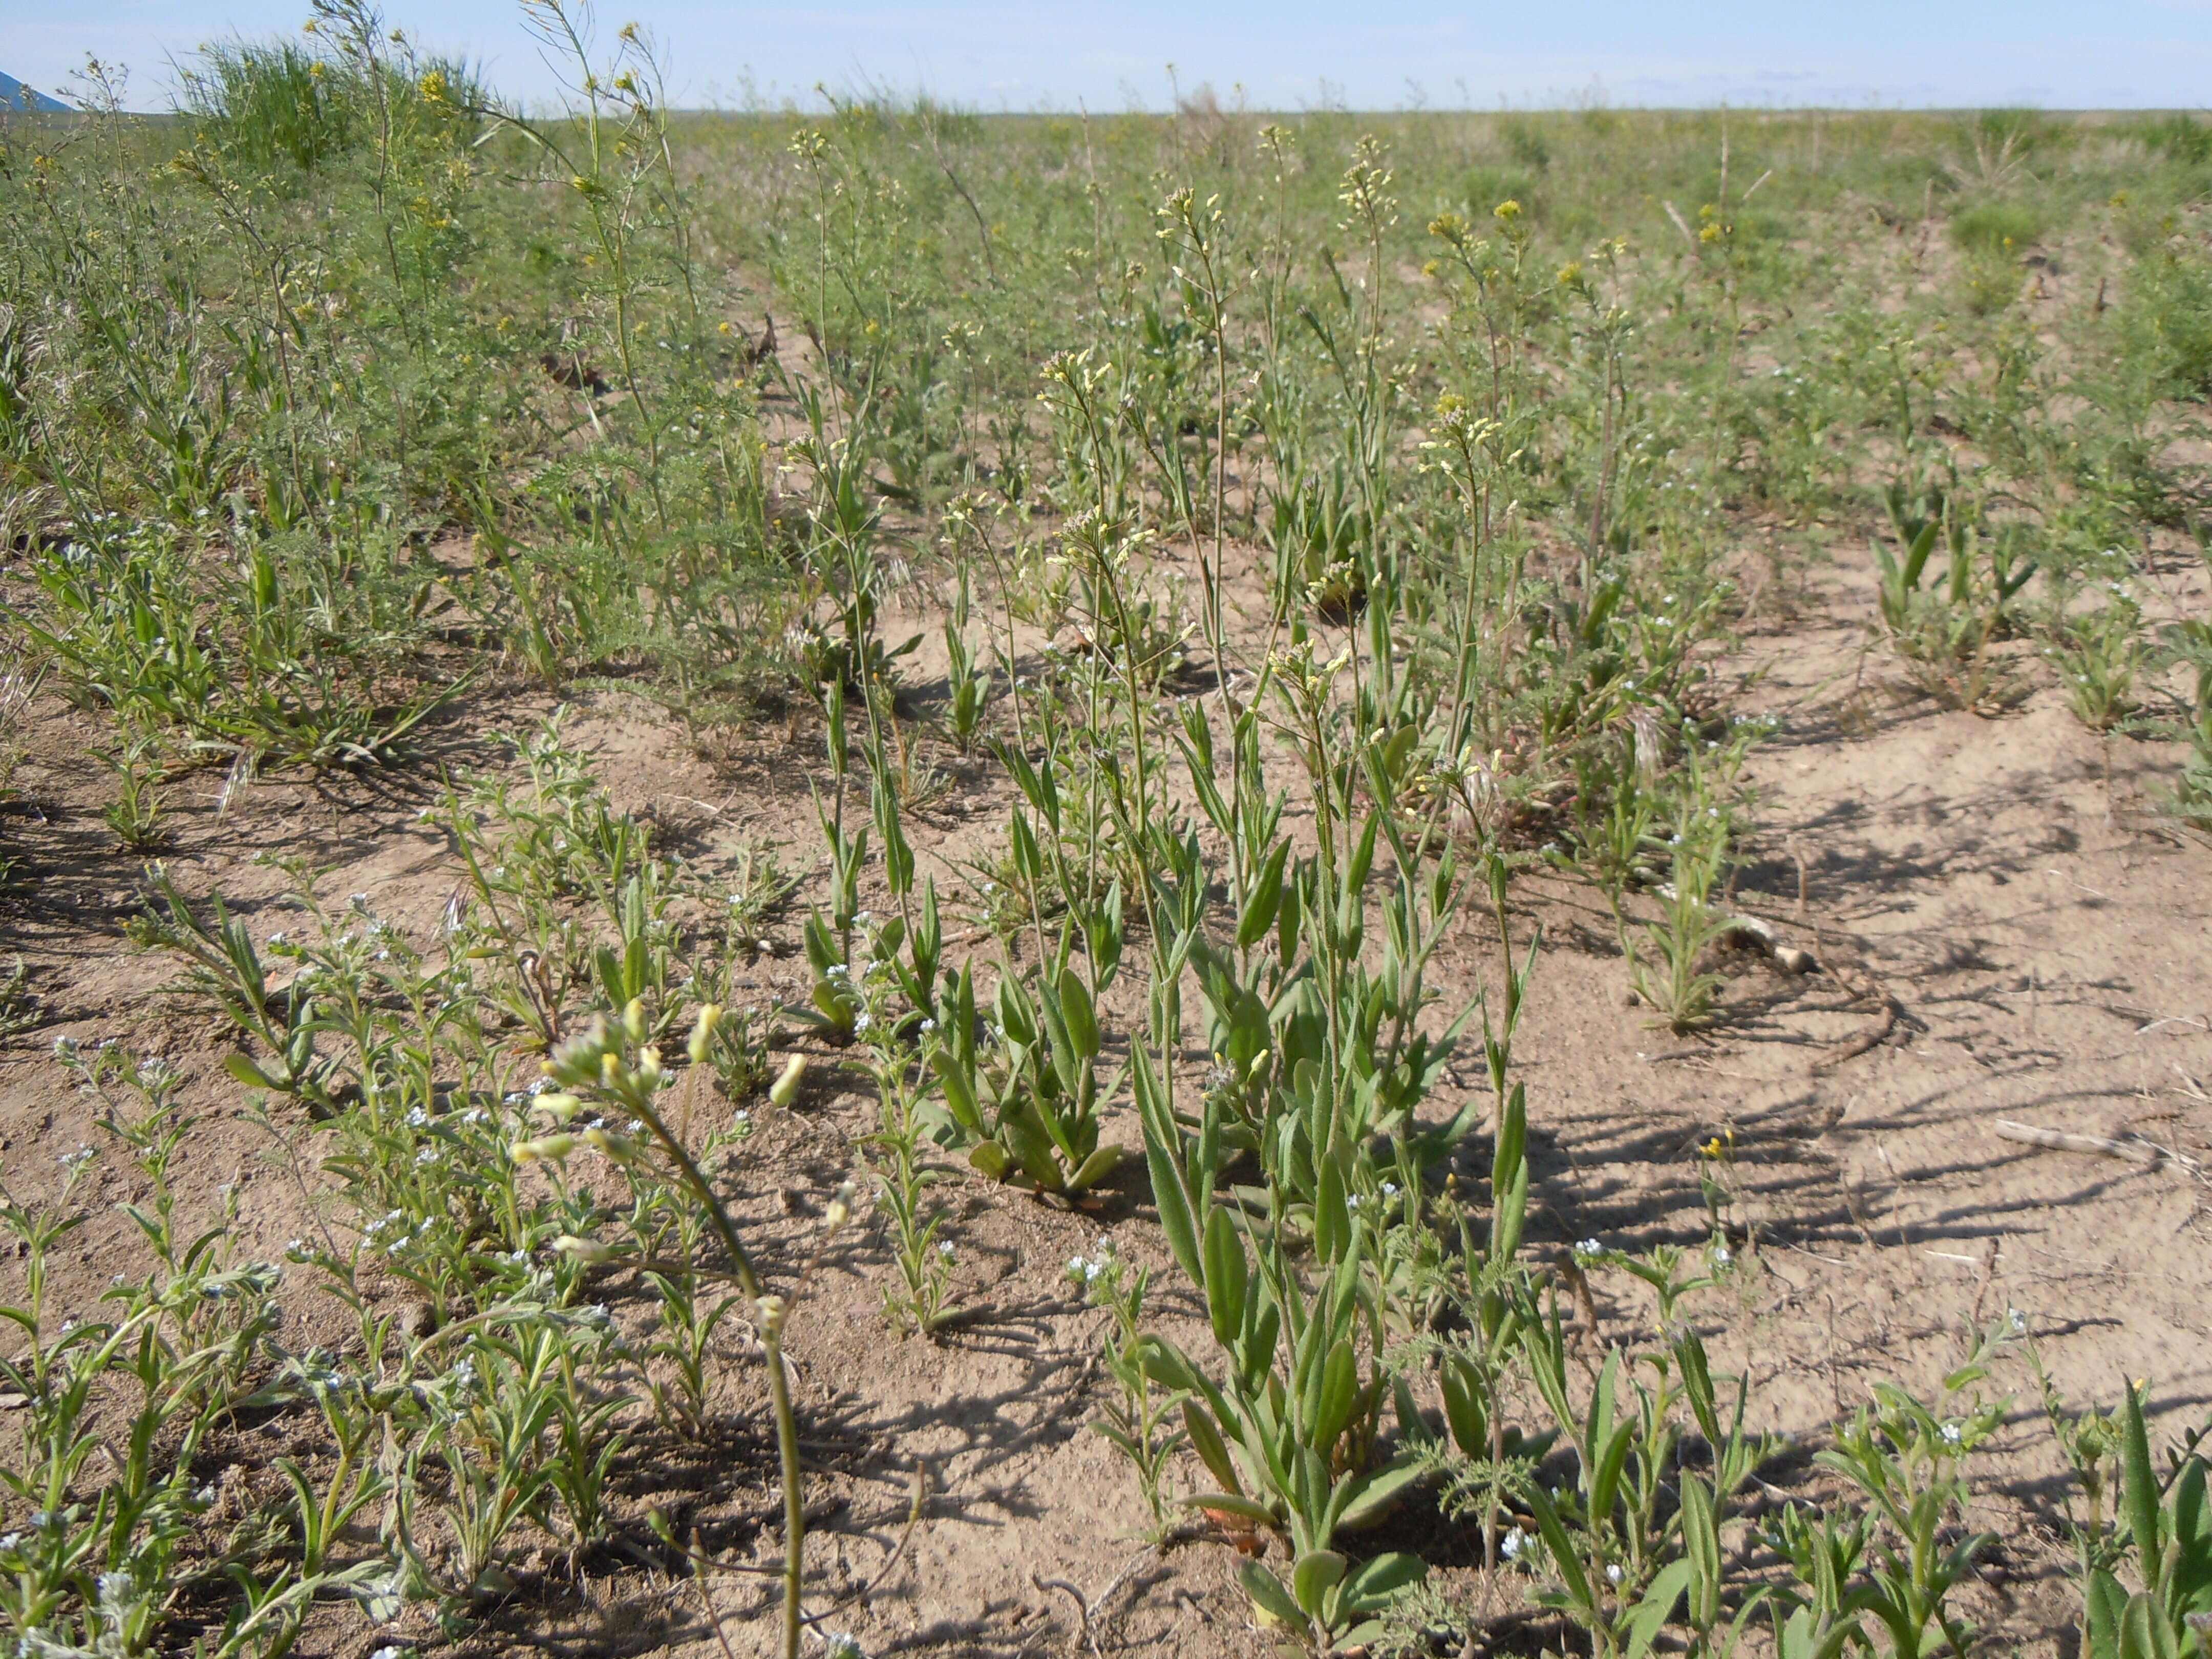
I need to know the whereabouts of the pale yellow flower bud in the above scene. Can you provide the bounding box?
[688,1004,721,1066]
[583,1126,637,1163]
[534,1092,582,1124]
[768,1054,806,1109]
[511,1133,576,1164]
[755,1294,789,1340]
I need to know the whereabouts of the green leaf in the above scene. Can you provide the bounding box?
[1676,1327,1721,1449]
[223,1052,279,1091]
[1057,968,1099,1059]
[1337,1458,1422,1532]
[2088,1570,2129,1659]
[1291,1549,1346,1617]
[1777,1607,1861,1659]
[2125,1384,2164,1585]
[1239,1561,1305,1631]
[1589,1416,1635,1529]
[2124,1591,2183,1659]
[1524,1482,1594,1612]
[1137,1336,1202,1396]
[1203,1206,1249,1348]
[2172,1459,2212,1610]
[1490,1081,1527,1263]
[1315,1150,1349,1266]
[1183,1399,1242,1495]
[1902,520,1941,589]
[1440,1354,1487,1458]
[1132,1046,1201,1287]
[1066,1142,1124,1194]
[1237,839,1289,950]
[929,1048,986,1139]
[1342,1549,1426,1613]
[1312,1339,1358,1453]
[1681,1475,1721,1629]
[1627,1560,1693,1659]
[967,1141,1011,1180]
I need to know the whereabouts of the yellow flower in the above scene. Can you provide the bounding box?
[1494,198,1522,222]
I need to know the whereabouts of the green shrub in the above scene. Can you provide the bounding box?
[1950,198,2046,255]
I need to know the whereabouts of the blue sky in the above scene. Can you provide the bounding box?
[10,0,2212,112]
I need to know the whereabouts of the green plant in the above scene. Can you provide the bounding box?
[1810,1318,2015,1659]
[1070,1238,1186,1537]
[2159,619,2212,828]
[1871,485,2036,709]
[1625,742,1752,1033]
[1135,1191,1426,1652]
[2049,588,2144,732]
[863,1068,961,1335]
[2080,1386,2212,1659]
[99,731,168,852]
[535,1004,811,1659]
[941,568,994,751]
[1518,1299,1768,1659]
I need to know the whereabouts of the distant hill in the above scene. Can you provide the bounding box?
[0,73,69,114]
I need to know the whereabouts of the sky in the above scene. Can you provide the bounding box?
[8,0,2212,114]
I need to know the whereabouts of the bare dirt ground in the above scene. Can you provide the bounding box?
[0,528,2206,1659]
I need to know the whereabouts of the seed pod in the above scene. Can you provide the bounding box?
[551,1233,612,1264]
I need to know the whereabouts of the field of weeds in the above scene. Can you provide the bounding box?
[1,8,2210,1657]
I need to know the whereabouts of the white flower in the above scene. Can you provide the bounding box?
[938,1241,955,1258]
[1607,1563,1625,1585]
[1712,1244,1732,1266]
[1941,1421,1963,1446]
[1576,1237,1602,1257]
[1500,1525,1526,1561]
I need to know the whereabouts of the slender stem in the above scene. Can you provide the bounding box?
[765,1330,804,1659]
